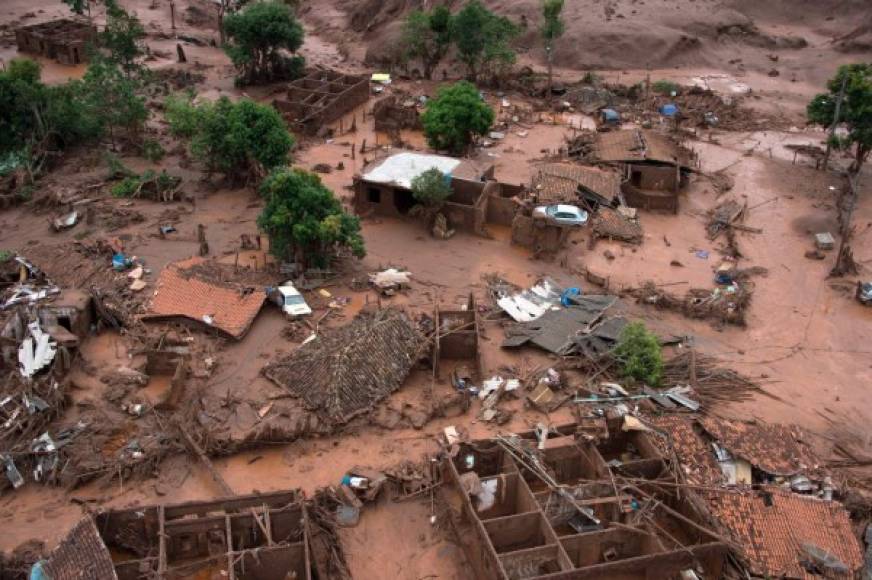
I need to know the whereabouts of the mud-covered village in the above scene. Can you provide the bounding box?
[0,0,871,578]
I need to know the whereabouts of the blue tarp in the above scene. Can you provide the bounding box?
[660,103,679,117]
[601,108,620,122]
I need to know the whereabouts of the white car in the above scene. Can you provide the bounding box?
[533,204,589,227]
[270,282,312,318]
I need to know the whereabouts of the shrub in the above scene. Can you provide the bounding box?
[224,1,305,85]
[411,167,452,207]
[652,80,680,95]
[613,322,663,387]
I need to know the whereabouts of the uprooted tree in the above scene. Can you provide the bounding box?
[613,321,663,387]
[257,168,365,268]
[808,63,872,175]
[452,0,519,83]
[165,93,295,183]
[223,0,305,86]
[421,81,494,154]
[401,6,454,80]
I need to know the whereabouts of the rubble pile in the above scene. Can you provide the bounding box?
[263,308,423,426]
[628,280,754,327]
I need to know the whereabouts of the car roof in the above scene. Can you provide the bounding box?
[553,204,580,213]
[278,283,301,295]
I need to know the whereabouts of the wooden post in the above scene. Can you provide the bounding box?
[170,1,176,34]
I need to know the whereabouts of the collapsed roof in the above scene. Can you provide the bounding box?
[40,517,117,580]
[594,129,695,169]
[142,257,266,340]
[532,163,621,205]
[708,488,864,579]
[263,308,422,426]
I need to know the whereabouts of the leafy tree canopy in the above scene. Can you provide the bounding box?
[257,168,365,267]
[452,1,518,82]
[411,167,453,206]
[166,94,295,181]
[421,81,494,154]
[541,0,565,44]
[101,0,146,76]
[224,1,305,85]
[613,322,663,387]
[808,63,872,173]
[402,6,453,80]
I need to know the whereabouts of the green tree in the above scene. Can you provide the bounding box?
[257,168,365,267]
[808,64,872,174]
[541,0,564,97]
[411,167,452,207]
[80,55,148,148]
[0,59,100,173]
[224,1,305,85]
[62,0,90,16]
[101,0,146,77]
[166,94,295,182]
[421,81,494,154]
[452,1,518,82]
[402,6,453,80]
[613,322,663,387]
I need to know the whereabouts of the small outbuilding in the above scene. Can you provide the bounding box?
[15,19,96,65]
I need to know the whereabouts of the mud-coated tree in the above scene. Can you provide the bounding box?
[224,1,305,85]
[541,0,565,98]
[401,6,453,80]
[421,81,494,154]
[808,64,872,175]
[452,1,518,82]
[165,94,295,183]
[258,168,365,268]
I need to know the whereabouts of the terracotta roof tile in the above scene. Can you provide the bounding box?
[532,163,622,203]
[143,257,266,339]
[699,417,824,477]
[595,129,694,168]
[708,488,864,579]
[647,414,724,486]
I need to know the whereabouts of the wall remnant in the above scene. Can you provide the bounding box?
[15,19,96,65]
[273,69,369,135]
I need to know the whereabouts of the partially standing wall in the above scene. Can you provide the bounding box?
[274,70,370,135]
[15,19,96,65]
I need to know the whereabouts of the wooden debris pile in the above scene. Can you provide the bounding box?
[662,350,768,407]
[591,206,643,244]
[627,280,753,327]
[263,308,423,427]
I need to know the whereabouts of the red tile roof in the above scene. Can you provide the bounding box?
[143,257,266,339]
[647,414,724,486]
[708,488,864,579]
[699,417,824,477]
[595,129,695,168]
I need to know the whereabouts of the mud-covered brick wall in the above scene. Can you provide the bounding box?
[629,164,679,191]
[438,311,477,360]
[621,181,679,214]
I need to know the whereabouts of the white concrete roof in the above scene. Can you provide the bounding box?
[361,152,461,189]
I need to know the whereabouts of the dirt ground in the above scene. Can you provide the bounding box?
[0,0,871,578]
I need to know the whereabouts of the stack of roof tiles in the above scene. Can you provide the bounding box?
[263,308,421,425]
[143,257,266,339]
[708,488,864,579]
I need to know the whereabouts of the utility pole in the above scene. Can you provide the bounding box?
[822,73,848,172]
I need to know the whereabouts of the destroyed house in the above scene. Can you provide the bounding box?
[53,491,325,580]
[15,18,96,65]
[531,164,621,208]
[142,257,266,340]
[263,308,422,426]
[273,69,369,134]
[353,152,522,235]
[592,129,696,213]
[441,420,729,579]
[708,488,864,580]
